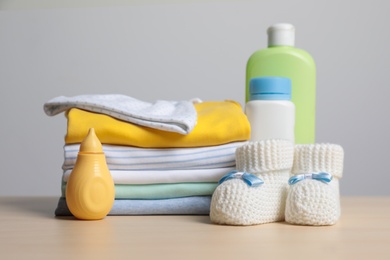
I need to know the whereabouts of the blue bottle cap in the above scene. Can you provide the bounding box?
[249,77,292,100]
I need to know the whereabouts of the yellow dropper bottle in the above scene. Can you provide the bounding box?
[66,128,115,220]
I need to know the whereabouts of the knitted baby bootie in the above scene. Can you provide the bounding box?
[210,139,294,225]
[285,143,344,226]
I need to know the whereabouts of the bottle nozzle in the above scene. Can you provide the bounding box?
[79,128,103,153]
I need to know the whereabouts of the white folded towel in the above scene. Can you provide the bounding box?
[62,142,244,171]
[63,167,234,185]
[44,94,198,134]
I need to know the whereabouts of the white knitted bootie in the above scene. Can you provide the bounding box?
[285,143,344,226]
[210,140,294,225]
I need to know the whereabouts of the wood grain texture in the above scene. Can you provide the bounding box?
[0,197,389,259]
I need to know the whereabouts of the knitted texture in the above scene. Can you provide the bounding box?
[210,140,294,225]
[285,143,344,226]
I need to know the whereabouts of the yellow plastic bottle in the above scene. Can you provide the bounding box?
[66,128,115,220]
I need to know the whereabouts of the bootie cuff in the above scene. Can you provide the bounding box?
[292,143,344,179]
[235,140,294,174]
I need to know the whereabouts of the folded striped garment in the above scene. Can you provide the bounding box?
[55,196,211,216]
[62,142,244,171]
[63,167,233,184]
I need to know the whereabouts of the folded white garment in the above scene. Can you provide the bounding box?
[63,167,234,185]
[44,94,198,134]
[62,142,244,171]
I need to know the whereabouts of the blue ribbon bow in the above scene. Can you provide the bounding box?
[288,172,333,185]
[218,170,264,187]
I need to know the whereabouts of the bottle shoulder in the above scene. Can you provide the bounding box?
[247,46,315,67]
[246,100,295,108]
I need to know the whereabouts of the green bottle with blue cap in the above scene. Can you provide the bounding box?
[245,76,295,142]
[246,23,316,144]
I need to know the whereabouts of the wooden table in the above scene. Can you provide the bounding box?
[1,197,389,259]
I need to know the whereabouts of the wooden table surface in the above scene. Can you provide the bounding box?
[1,197,389,259]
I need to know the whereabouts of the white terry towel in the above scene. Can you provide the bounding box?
[43,94,198,134]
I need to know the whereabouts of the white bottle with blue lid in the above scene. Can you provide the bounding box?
[245,76,295,142]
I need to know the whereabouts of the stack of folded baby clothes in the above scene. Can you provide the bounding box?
[44,95,250,215]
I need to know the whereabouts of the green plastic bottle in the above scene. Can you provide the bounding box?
[246,23,316,144]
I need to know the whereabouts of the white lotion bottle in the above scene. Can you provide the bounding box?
[245,77,295,143]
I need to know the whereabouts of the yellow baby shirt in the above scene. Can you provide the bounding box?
[65,100,250,148]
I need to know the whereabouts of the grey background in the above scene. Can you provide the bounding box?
[1,0,389,196]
